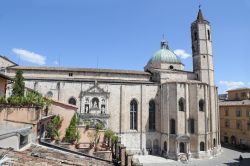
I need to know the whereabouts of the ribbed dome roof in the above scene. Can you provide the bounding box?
[150,41,181,64]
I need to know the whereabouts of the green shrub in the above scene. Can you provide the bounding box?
[0,96,7,105]
[104,128,114,147]
[7,69,51,107]
[104,128,114,140]
[95,122,104,131]
[64,114,80,143]
[111,135,119,145]
[12,70,25,97]
[47,115,63,140]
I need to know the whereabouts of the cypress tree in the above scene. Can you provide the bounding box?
[12,70,25,97]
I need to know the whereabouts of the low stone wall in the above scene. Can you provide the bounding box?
[39,139,113,164]
[77,127,105,144]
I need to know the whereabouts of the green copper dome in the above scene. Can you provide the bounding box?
[150,41,181,64]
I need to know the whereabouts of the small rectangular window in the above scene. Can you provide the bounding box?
[247,110,250,117]
[225,109,229,116]
[236,120,241,129]
[236,110,241,117]
[69,72,73,77]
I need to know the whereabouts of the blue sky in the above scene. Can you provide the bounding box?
[0,0,250,94]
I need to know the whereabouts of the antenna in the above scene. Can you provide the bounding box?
[162,33,165,40]
[59,55,61,67]
[97,55,99,69]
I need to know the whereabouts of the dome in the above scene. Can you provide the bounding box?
[150,41,181,64]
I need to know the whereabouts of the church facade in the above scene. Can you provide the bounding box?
[0,9,221,159]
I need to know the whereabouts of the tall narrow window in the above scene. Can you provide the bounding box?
[190,119,195,134]
[178,98,185,112]
[248,121,250,131]
[199,99,204,111]
[225,109,229,116]
[225,120,230,128]
[246,110,250,117]
[68,97,76,105]
[207,30,210,41]
[236,120,241,129]
[200,142,205,151]
[194,32,198,41]
[213,138,216,147]
[236,110,241,117]
[170,119,176,134]
[130,99,138,130]
[149,100,155,130]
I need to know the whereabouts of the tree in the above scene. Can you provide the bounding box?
[47,115,63,140]
[64,114,80,143]
[12,70,25,97]
[104,128,114,147]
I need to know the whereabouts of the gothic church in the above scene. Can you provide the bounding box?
[0,9,221,159]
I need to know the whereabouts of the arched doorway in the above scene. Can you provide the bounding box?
[179,142,185,153]
[153,139,159,155]
[164,141,167,151]
[200,142,205,151]
[231,136,236,144]
[146,139,152,155]
[177,135,190,154]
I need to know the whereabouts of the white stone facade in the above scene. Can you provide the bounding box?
[0,9,221,159]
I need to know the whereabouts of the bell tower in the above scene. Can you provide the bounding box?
[191,8,214,86]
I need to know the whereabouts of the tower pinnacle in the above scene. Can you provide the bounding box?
[197,8,204,22]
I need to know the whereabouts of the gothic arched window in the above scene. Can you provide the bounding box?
[68,97,76,105]
[149,100,155,130]
[178,98,185,111]
[130,99,138,130]
[194,32,198,41]
[170,119,176,134]
[199,99,205,111]
[200,142,205,151]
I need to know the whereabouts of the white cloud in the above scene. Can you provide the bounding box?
[174,49,191,59]
[219,81,245,90]
[12,48,46,65]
